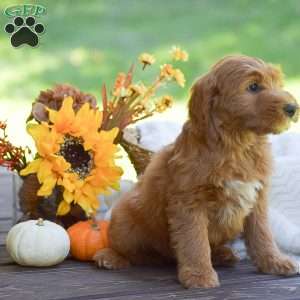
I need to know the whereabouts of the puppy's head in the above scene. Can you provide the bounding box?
[189,55,299,137]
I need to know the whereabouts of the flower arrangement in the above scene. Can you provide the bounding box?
[2,46,188,225]
[100,46,188,135]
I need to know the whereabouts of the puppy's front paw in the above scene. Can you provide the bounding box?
[257,255,297,276]
[178,268,220,289]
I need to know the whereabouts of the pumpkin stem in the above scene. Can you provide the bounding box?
[90,215,99,230]
[36,218,44,226]
[91,223,99,230]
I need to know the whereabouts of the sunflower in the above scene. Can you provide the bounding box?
[20,97,123,216]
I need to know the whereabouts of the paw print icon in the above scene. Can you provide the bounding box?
[5,16,45,47]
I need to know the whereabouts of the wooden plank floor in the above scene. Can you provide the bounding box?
[1,247,300,300]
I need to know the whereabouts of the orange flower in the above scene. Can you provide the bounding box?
[173,69,186,87]
[160,64,185,87]
[171,46,189,61]
[113,73,126,96]
[160,64,175,79]
[0,121,6,130]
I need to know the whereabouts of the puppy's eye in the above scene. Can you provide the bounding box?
[247,83,261,93]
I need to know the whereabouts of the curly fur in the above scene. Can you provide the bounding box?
[94,55,299,288]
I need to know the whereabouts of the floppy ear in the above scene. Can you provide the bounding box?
[188,73,219,141]
[268,63,284,86]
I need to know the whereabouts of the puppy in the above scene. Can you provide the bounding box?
[94,55,299,288]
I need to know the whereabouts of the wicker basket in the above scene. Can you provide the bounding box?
[120,127,154,175]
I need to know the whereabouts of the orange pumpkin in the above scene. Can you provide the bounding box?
[67,220,109,261]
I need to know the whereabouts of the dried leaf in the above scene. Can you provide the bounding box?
[101,84,108,111]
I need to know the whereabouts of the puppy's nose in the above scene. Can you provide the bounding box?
[283,103,298,118]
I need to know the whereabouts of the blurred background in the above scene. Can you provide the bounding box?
[1,0,300,178]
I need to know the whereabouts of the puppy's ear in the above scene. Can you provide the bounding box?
[188,73,219,140]
[268,63,284,87]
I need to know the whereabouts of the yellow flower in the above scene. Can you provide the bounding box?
[139,53,155,68]
[155,95,173,113]
[133,104,147,115]
[20,97,123,216]
[161,95,173,108]
[173,68,186,87]
[171,46,189,62]
[160,64,185,87]
[128,83,147,97]
[160,64,175,79]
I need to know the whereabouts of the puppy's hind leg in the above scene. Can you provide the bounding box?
[211,245,239,267]
[94,248,130,270]
[94,195,152,269]
[94,247,168,269]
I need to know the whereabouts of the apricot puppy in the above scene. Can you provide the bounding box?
[94,55,299,288]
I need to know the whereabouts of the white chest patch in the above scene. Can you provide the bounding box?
[218,180,263,225]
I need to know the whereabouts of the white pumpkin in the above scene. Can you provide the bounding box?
[6,218,70,267]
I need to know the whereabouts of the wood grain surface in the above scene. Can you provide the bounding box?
[1,246,300,300]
